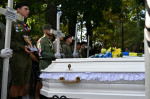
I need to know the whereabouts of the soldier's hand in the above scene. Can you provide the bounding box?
[60,53,65,58]
[73,52,78,58]
[25,45,34,54]
[0,48,13,58]
[55,53,61,59]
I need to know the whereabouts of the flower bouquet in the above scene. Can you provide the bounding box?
[89,47,143,58]
[107,47,122,58]
[90,47,122,58]
[101,47,122,58]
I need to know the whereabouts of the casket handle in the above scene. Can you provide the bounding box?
[68,64,71,70]
[60,77,80,84]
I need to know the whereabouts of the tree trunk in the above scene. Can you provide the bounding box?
[81,21,83,42]
[86,20,93,46]
[136,5,140,27]
[68,14,77,36]
[45,4,57,30]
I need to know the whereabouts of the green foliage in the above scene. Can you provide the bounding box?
[0,0,145,52]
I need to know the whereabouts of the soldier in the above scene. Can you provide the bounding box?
[9,2,32,99]
[62,35,73,58]
[76,42,82,58]
[36,24,61,99]
[62,35,78,58]
[80,41,87,58]
[37,24,61,70]
[0,22,13,98]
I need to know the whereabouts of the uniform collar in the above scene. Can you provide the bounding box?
[65,42,71,46]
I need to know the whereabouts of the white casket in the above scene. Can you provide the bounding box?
[40,57,145,99]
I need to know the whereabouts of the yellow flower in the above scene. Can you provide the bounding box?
[101,48,106,53]
[102,47,122,58]
[112,48,121,58]
[107,47,112,52]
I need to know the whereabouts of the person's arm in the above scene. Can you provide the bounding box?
[30,53,39,63]
[53,41,57,53]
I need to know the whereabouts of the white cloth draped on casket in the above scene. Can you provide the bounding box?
[40,72,145,81]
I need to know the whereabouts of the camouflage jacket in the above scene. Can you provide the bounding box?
[37,35,55,60]
[62,43,73,58]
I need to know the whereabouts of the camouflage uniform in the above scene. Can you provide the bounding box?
[80,48,87,58]
[37,35,55,70]
[10,21,32,85]
[0,22,5,89]
[77,50,83,58]
[62,43,73,58]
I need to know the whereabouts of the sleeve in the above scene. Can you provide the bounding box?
[62,45,66,56]
[53,41,57,53]
[10,23,25,51]
[39,40,55,59]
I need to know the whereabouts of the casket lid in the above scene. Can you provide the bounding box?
[41,57,145,73]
